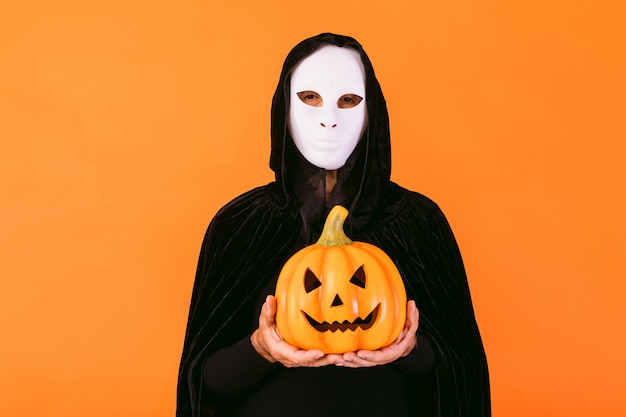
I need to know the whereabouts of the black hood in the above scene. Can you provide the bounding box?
[269,33,392,242]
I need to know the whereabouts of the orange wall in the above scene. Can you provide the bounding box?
[1,1,624,416]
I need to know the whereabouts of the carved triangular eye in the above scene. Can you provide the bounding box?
[304,268,322,293]
[349,265,366,288]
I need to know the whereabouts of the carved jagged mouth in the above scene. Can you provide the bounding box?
[302,305,380,333]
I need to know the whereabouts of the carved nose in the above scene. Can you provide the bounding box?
[331,294,343,307]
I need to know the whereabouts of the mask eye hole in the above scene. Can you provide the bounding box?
[297,91,323,107]
[304,268,322,293]
[349,265,366,288]
[337,94,363,109]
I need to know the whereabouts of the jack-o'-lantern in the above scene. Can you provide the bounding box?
[275,205,407,354]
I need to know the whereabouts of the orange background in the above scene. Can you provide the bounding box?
[1,1,624,416]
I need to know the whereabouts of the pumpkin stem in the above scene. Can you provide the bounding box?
[316,205,353,247]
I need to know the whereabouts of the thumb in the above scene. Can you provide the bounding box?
[406,300,419,331]
[265,295,277,324]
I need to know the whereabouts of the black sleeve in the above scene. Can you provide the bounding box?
[202,335,278,398]
[203,332,434,398]
[393,333,435,379]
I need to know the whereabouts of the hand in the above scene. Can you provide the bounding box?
[251,295,343,368]
[337,300,419,368]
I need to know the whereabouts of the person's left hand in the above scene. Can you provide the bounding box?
[336,300,419,368]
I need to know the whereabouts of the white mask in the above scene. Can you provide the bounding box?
[288,44,368,170]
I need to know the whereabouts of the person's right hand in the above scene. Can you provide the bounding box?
[250,295,342,368]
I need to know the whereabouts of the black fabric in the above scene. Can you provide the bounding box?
[202,335,433,417]
[177,33,490,417]
[229,364,411,417]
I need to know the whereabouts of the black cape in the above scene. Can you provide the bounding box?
[177,33,490,417]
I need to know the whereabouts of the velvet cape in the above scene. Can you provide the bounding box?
[176,33,490,417]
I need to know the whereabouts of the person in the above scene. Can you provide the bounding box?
[177,33,490,417]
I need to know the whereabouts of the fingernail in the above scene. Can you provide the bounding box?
[336,362,344,367]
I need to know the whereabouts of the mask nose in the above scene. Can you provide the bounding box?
[319,105,338,128]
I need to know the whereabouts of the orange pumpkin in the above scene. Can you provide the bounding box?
[275,205,407,354]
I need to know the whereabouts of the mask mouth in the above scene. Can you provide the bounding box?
[312,139,341,150]
[301,304,380,333]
